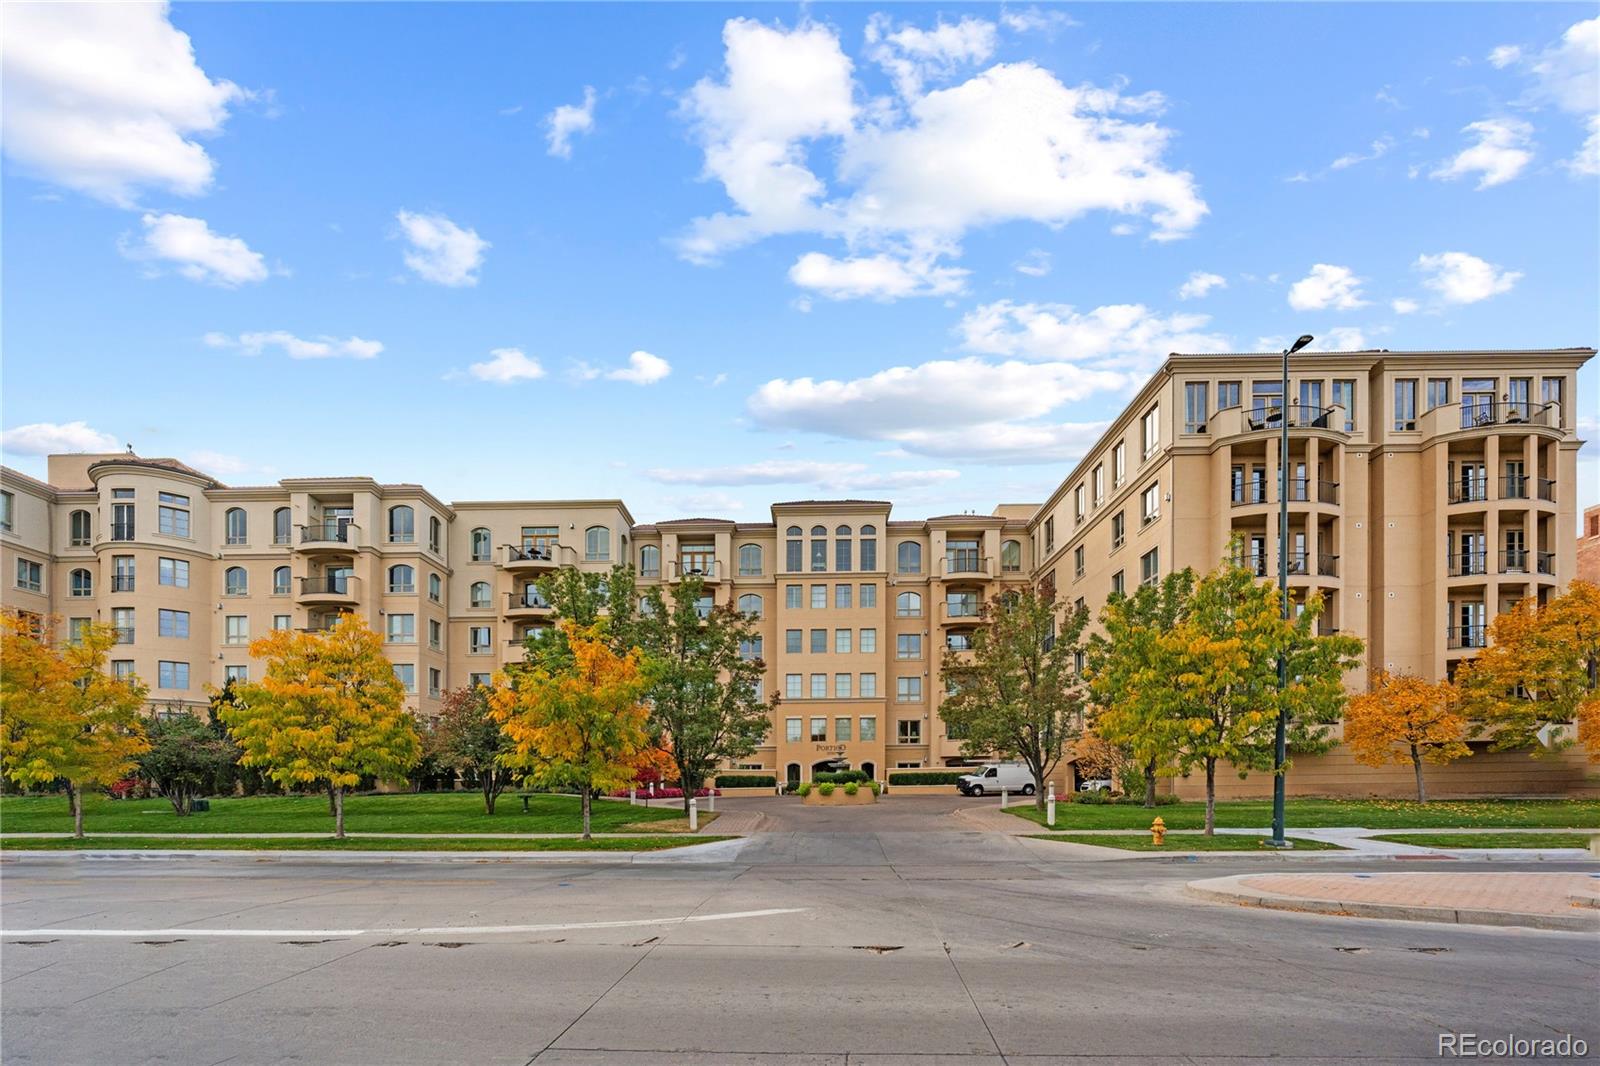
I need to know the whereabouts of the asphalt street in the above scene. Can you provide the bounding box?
[3,796,1596,1065]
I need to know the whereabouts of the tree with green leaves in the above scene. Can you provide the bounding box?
[1084,569,1197,807]
[136,709,240,815]
[435,684,514,813]
[0,614,150,837]
[939,587,1088,811]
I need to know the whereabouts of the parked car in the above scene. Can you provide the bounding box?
[1078,778,1113,792]
[957,762,1035,797]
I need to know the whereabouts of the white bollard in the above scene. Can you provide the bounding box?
[629,786,637,806]
[1000,787,1009,809]
[1047,782,1057,827]
[708,790,715,812]
[688,796,699,832]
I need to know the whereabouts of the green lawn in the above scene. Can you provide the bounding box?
[0,834,730,853]
[1030,833,1346,852]
[1369,832,1597,849]
[0,792,686,836]
[1008,797,1600,831]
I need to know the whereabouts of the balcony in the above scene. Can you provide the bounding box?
[1446,625,1487,651]
[506,590,554,617]
[1447,478,1489,505]
[1499,550,1555,576]
[670,558,722,582]
[1316,553,1339,578]
[939,600,983,626]
[938,554,992,579]
[1538,478,1556,502]
[504,543,566,571]
[299,522,358,553]
[297,574,360,606]
[1447,552,1488,578]
[1231,483,1269,507]
[1498,475,1529,500]
[1415,400,1561,439]
[1244,404,1334,432]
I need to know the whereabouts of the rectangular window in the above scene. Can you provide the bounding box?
[897,719,921,743]
[860,537,877,571]
[111,501,134,541]
[786,674,802,699]
[429,619,442,649]
[860,628,877,654]
[1092,464,1104,504]
[834,583,852,609]
[810,584,826,609]
[786,717,802,742]
[1184,382,1208,433]
[786,629,802,654]
[393,663,416,693]
[469,672,491,688]
[1074,485,1086,523]
[785,537,803,572]
[835,539,852,572]
[810,674,826,699]
[897,676,922,702]
[224,615,249,645]
[810,716,827,741]
[811,538,827,572]
[469,625,491,654]
[1111,570,1125,595]
[835,714,852,739]
[835,628,852,654]
[429,668,442,698]
[157,502,191,538]
[896,633,921,660]
[1113,441,1126,486]
[112,608,134,643]
[159,557,189,588]
[225,665,248,684]
[0,490,11,532]
[1044,517,1055,553]
[1111,512,1126,551]
[158,608,190,638]
[1074,546,1085,579]
[1426,378,1452,411]
[786,584,803,610]
[158,661,190,690]
[1542,376,1565,415]
[387,614,415,644]
[739,636,763,661]
[1140,548,1160,587]
[1141,406,1160,457]
[860,582,877,607]
[810,628,827,654]
[1141,483,1161,524]
[67,617,90,644]
[15,558,42,593]
[273,614,291,631]
[834,674,851,699]
[1217,380,1241,409]
[1332,378,1358,432]
[112,659,135,679]
[860,674,877,699]
[110,555,135,593]
[1393,379,1418,431]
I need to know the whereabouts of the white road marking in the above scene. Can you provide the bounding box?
[1,906,807,939]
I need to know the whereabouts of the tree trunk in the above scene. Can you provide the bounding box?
[580,788,592,841]
[326,783,338,816]
[170,787,190,816]
[1142,759,1158,808]
[483,772,497,815]
[1203,758,1216,836]
[332,786,346,839]
[1411,744,1427,804]
[70,784,84,839]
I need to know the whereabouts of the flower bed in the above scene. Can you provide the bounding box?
[796,780,880,805]
[607,786,718,799]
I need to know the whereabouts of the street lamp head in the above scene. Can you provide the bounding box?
[1289,334,1314,354]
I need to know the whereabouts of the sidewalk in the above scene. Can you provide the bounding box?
[1187,870,1600,931]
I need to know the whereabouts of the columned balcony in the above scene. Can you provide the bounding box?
[298,522,359,554]
[297,574,360,606]
[506,590,555,618]
[503,543,569,572]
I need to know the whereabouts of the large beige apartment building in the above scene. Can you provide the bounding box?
[2,347,1594,796]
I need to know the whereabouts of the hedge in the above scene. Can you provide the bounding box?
[813,770,869,784]
[887,771,965,786]
[715,775,777,789]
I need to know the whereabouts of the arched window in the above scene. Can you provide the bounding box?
[738,543,762,576]
[999,539,1022,572]
[429,573,442,602]
[273,565,291,595]
[388,505,415,543]
[896,590,922,618]
[810,525,827,572]
[785,526,803,571]
[69,568,93,597]
[273,507,292,545]
[225,507,248,545]
[585,525,610,561]
[897,541,922,574]
[225,566,248,595]
[640,544,661,577]
[471,527,491,561]
[860,525,877,571]
[737,593,763,618]
[429,516,442,554]
[389,564,415,593]
[470,581,491,608]
[638,595,655,617]
[69,510,92,546]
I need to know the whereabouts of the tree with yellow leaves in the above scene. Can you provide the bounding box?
[488,622,652,839]
[1343,670,1468,802]
[1457,581,1600,759]
[0,613,150,838]
[221,614,419,838]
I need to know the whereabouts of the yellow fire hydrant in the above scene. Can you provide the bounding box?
[1150,816,1167,846]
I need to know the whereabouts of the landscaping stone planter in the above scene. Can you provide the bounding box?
[802,788,878,806]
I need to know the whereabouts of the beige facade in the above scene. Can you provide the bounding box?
[1,347,1593,795]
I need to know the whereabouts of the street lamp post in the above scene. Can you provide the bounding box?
[1268,334,1315,849]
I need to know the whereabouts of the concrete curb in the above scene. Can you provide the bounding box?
[1184,874,1600,932]
[0,837,754,866]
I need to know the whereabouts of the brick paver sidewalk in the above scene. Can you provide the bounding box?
[1237,871,1597,917]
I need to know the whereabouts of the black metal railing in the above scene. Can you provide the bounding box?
[300,522,356,545]
[1317,553,1339,577]
[506,543,558,564]
[1502,550,1556,576]
[1284,551,1309,576]
[1448,552,1488,577]
[300,575,358,596]
[113,626,134,644]
[1538,478,1556,502]
[1456,400,1554,430]
[944,553,987,574]
[507,591,553,611]
[111,575,135,592]
[1499,475,1529,500]
[1447,478,1489,504]
[1447,625,1487,650]
[1245,404,1333,431]
[1231,482,1269,506]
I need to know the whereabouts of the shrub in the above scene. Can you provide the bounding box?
[818,782,836,796]
[869,780,882,795]
[796,782,812,797]
[888,771,965,786]
[813,770,869,785]
[844,781,859,796]
[716,774,777,789]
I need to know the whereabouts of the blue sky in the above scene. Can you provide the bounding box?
[2,2,1595,522]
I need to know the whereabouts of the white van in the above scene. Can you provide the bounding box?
[956,762,1036,797]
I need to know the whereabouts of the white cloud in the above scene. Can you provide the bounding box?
[1391,297,1420,315]
[1568,115,1600,177]
[647,459,959,491]
[206,331,383,360]
[1287,264,1367,311]
[864,13,996,99]
[1524,17,1598,115]
[999,8,1079,34]
[1013,249,1051,276]
[1177,271,1227,300]
[1414,251,1522,304]
[0,2,245,206]
[122,212,268,287]
[788,250,967,300]
[606,350,672,385]
[957,300,1231,367]
[677,18,1207,291]
[469,347,545,384]
[184,449,253,477]
[545,86,597,158]
[1320,327,1369,351]
[1330,135,1394,170]
[395,210,489,287]
[1488,45,1524,69]
[657,490,747,516]
[1431,118,1534,189]
[1,421,120,456]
